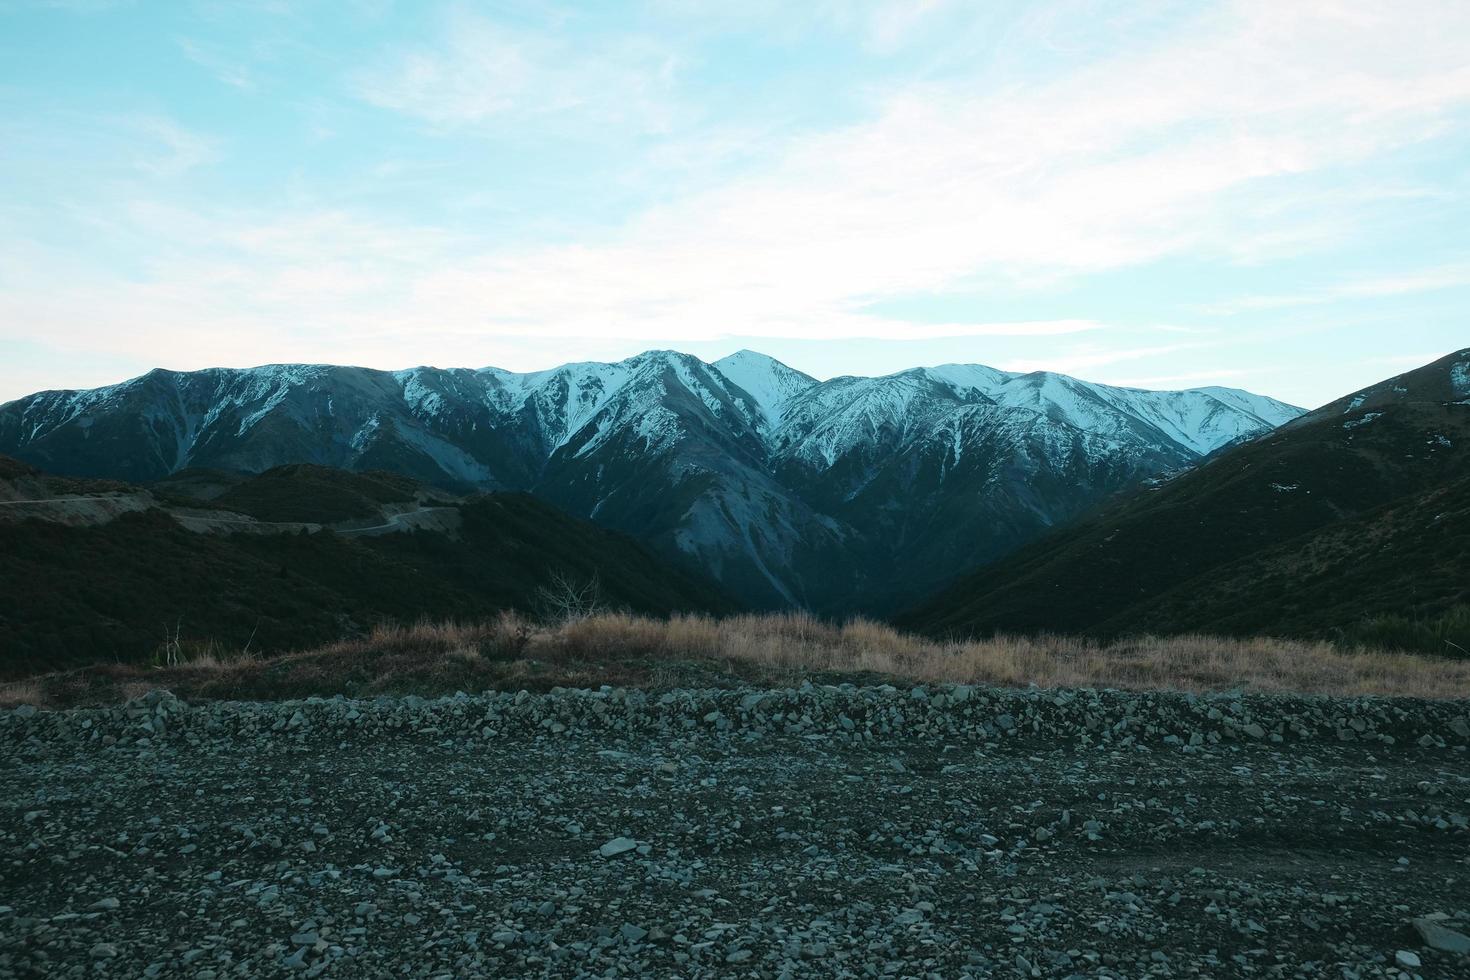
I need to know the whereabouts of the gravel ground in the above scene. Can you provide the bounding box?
[3,684,1470,978]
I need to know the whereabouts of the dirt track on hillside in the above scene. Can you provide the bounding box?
[0,491,460,537]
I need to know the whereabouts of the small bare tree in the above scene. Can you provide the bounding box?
[159,618,184,668]
[535,570,603,624]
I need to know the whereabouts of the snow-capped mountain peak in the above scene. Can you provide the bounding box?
[919,363,1017,397]
[711,350,818,426]
[1189,386,1304,428]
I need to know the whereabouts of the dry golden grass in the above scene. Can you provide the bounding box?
[11,612,1470,708]
[535,611,1470,699]
[0,677,43,708]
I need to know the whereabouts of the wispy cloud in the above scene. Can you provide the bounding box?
[1101,368,1255,389]
[329,0,1470,342]
[178,36,255,90]
[128,116,219,177]
[1002,342,1213,378]
[861,0,959,53]
[352,9,680,132]
[1,0,131,11]
[650,0,979,54]
[1203,261,1470,313]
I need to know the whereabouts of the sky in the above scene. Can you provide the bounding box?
[1,0,1467,409]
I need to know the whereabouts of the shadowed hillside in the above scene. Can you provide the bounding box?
[0,461,734,676]
[901,349,1470,648]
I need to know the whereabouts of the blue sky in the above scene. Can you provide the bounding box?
[1,0,1467,408]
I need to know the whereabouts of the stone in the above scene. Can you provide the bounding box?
[599,836,638,858]
[620,923,648,942]
[1412,917,1470,954]
[1396,950,1422,969]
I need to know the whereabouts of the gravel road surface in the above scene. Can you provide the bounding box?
[3,685,1469,978]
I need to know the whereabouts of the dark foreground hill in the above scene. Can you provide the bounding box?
[0,460,732,676]
[902,349,1470,648]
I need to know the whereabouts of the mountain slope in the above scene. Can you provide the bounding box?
[0,350,1304,612]
[1120,474,1470,639]
[710,349,818,428]
[901,349,1470,640]
[0,459,733,676]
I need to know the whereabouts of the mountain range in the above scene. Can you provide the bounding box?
[0,350,1303,613]
[902,348,1470,645]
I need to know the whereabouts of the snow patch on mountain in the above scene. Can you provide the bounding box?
[1452,357,1470,396]
[712,350,817,426]
[1193,387,1303,428]
[975,374,1300,457]
[671,356,735,421]
[991,373,1118,433]
[235,386,292,437]
[921,363,1015,397]
[394,369,448,420]
[394,425,499,486]
[349,415,382,451]
[528,362,636,453]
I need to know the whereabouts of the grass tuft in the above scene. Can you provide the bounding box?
[0,677,44,708]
